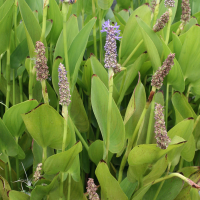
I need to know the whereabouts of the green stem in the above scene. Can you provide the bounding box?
[40,0,49,43]
[186,83,191,100]
[41,80,49,104]
[5,163,9,185]
[67,174,71,200]
[62,3,70,86]
[59,173,64,200]
[13,70,16,105]
[0,54,2,84]
[105,68,114,163]
[82,7,84,27]
[153,179,165,200]
[87,96,91,139]
[179,157,184,171]
[98,8,103,63]
[92,0,97,58]
[165,83,169,128]
[73,122,89,152]
[7,157,13,189]
[29,62,36,99]
[18,75,23,102]
[14,0,18,48]
[95,127,100,140]
[146,96,155,144]
[121,40,143,68]
[62,105,68,152]
[131,0,134,10]
[6,48,11,110]
[50,43,53,69]
[42,147,47,166]
[165,8,172,45]
[15,137,20,190]
[118,106,148,183]
[153,0,160,26]
[176,22,184,36]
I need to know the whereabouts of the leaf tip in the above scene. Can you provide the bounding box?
[90,53,94,58]
[92,74,97,78]
[55,56,62,60]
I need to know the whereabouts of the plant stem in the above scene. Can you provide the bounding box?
[19,74,23,102]
[131,0,134,10]
[118,106,148,183]
[62,105,68,152]
[121,40,143,68]
[12,70,16,105]
[165,8,172,45]
[165,83,169,128]
[29,62,36,99]
[40,0,49,43]
[42,147,47,166]
[146,96,155,144]
[5,163,9,184]
[179,157,184,171]
[14,0,18,47]
[62,3,70,86]
[186,83,191,100]
[87,96,91,139]
[7,157,13,189]
[153,0,160,26]
[6,48,11,110]
[59,172,64,200]
[98,7,103,63]
[92,0,97,58]
[67,174,71,200]
[15,137,20,190]
[104,68,114,163]
[41,80,49,104]
[73,122,89,152]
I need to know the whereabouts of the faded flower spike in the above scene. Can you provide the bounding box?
[154,103,171,149]
[151,53,175,90]
[151,0,156,13]
[101,20,121,69]
[181,0,191,24]
[86,178,100,200]
[153,11,169,32]
[164,0,175,8]
[61,0,76,3]
[33,163,42,182]
[58,63,71,106]
[35,41,49,81]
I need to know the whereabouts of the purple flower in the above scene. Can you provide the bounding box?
[35,41,49,81]
[154,103,171,149]
[58,63,71,106]
[164,0,175,8]
[86,178,99,200]
[153,11,169,32]
[181,0,191,23]
[101,20,121,69]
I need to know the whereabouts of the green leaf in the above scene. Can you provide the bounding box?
[172,92,197,123]
[172,32,182,60]
[47,0,63,45]
[91,75,125,153]
[114,53,148,105]
[0,2,14,55]
[3,100,38,138]
[9,191,30,200]
[128,142,186,166]
[18,0,41,45]
[90,55,119,103]
[0,119,25,159]
[178,25,200,84]
[44,142,82,175]
[69,17,96,91]
[21,104,71,149]
[119,4,151,67]
[68,87,89,133]
[88,140,113,165]
[98,0,113,10]
[0,0,14,20]
[0,176,11,200]
[95,161,128,200]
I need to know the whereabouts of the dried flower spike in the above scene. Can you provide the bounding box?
[35,41,49,81]
[154,103,171,149]
[86,178,100,200]
[101,20,121,69]
[58,63,71,106]
[181,0,191,24]
[151,53,175,90]
[153,11,169,32]
[33,163,42,182]
[151,0,156,13]
[164,0,175,8]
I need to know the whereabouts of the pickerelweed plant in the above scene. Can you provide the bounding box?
[0,0,200,199]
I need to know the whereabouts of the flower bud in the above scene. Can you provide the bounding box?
[153,11,169,32]
[181,0,191,24]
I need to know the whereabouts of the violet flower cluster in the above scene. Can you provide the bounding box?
[58,63,71,106]
[35,41,49,81]
[181,0,191,24]
[154,103,171,149]
[164,0,175,8]
[101,20,121,70]
[33,163,42,182]
[151,53,175,90]
[151,0,156,13]
[153,11,169,32]
[86,178,99,200]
